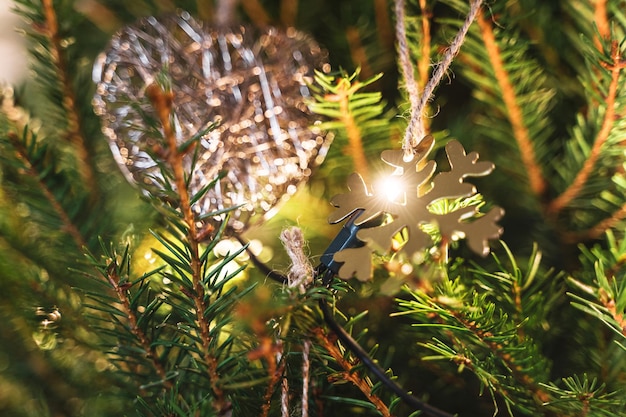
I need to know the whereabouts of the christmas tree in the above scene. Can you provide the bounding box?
[1,0,626,416]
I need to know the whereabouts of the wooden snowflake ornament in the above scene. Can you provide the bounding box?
[328,136,504,281]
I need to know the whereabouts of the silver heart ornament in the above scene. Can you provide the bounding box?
[93,12,331,232]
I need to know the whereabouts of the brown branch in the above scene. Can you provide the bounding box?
[548,42,625,214]
[565,202,626,242]
[314,328,393,417]
[106,262,173,389]
[476,9,547,198]
[450,311,550,404]
[280,0,298,27]
[241,0,272,26]
[593,0,610,49]
[7,132,86,249]
[417,0,432,93]
[326,80,371,181]
[598,288,626,336]
[346,26,374,80]
[41,0,97,193]
[248,337,285,417]
[374,0,394,51]
[146,84,227,412]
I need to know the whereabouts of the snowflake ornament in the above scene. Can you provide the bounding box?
[327,136,504,281]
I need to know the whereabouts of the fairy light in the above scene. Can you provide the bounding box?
[375,169,407,205]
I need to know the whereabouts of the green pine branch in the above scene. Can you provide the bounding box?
[569,231,626,351]
[394,244,563,415]
[309,69,393,184]
[442,0,554,201]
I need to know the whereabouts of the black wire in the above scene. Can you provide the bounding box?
[317,268,456,417]
[238,239,455,417]
[235,235,289,284]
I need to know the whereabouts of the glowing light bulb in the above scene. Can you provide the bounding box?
[376,173,406,204]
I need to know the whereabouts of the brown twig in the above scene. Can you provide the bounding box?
[326,80,371,180]
[346,26,374,80]
[564,202,626,242]
[146,84,227,412]
[598,288,626,336]
[7,132,86,249]
[41,0,97,194]
[241,0,272,26]
[593,0,610,49]
[548,42,625,214]
[314,327,393,417]
[106,261,173,389]
[280,0,298,27]
[417,0,432,92]
[374,0,394,51]
[248,337,285,417]
[449,310,550,404]
[476,8,546,198]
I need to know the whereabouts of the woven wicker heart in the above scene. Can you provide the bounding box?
[93,12,330,232]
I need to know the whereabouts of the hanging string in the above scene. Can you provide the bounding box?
[215,0,239,25]
[281,376,289,417]
[301,340,311,417]
[397,0,484,158]
[280,227,314,293]
[395,0,420,110]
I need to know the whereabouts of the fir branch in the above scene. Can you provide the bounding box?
[475,8,547,198]
[448,309,551,405]
[542,375,624,416]
[580,202,626,241]
[313,327,392,417]
[548,42,626,214]
[249,338,285,417]
[569,241,626,345]
[593,0,611,47]
[146,84,227,412]
[337,72,371,180]
[104,258,173,389]
[397,248,558,415]
[311,72,385,181]
[40,0,96,192]
[6,131,86,249]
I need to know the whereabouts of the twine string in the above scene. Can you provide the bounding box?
[397,0,484,158]
[280,227,314,293]
[301,340,311,417]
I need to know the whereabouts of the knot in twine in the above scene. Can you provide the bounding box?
[280,227,314,293]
